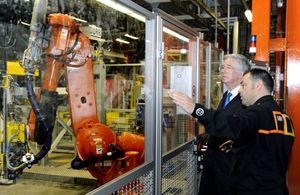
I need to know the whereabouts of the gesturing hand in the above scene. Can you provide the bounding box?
[168,90,195,114]
[219,140,234,153]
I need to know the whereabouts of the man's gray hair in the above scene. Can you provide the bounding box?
[224,54,251,73]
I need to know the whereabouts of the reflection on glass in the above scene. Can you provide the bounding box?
[210,48,223,109]
[197,42,207,135]
[0,0,147,187]
[163,27,189,42]
[162,28,194,154]
[199,42,207,106]
[85,2,147,138]
[97,0,146,22]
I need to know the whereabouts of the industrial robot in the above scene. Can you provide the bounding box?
[5,0,144,184]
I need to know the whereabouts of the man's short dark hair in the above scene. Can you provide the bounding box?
[245,68,274,93]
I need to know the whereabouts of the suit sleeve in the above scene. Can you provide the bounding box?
[191,103,261,143]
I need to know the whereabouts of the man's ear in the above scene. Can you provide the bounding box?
[256,79,264,90]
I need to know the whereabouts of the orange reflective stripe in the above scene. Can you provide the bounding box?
[272,111,295,137]
[272,111,281,130]
[257,111,294,137]
[258,129,294,137]
[258,129,284,134]
[282,114,295,137]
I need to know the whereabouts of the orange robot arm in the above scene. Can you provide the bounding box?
[25,12,144,183]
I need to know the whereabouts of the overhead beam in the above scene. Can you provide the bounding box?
[193,0,227,30]
[169,0,216,31]
[174,14,194,20]
[240,0,250,10]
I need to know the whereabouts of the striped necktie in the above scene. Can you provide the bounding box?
[223,92,232,109]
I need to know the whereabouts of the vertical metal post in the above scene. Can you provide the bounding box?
[233,19,239,54]
[206,43,212,108]
[2,86,8,180]
[1,27,9,182]
[194,37,200,194]
[94,61,106,123]
[195,36,200,102]
[144,15,158,163]
[227,0,230,54]
[214,0,218,46]
[155,15,163,195]
[220,50,225,93]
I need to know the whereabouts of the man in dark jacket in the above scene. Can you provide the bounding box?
[198,54,250,195]
[169,53,251,195]
[169,69,294,195]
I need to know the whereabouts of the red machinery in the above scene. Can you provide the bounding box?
[21,0,144,184]
[251,0,300,194]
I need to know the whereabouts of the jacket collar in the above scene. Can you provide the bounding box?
[254,95,274,106]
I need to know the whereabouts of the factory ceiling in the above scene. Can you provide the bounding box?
[0,0,252,41]
[0,0,282,57]
[132,0,252,33]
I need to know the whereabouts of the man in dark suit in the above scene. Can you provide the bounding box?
[169,54,251,195]
[169,69,294,195]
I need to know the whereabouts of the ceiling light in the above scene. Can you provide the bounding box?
[116,38,130,44]
[125,33,139,40]
[180,49,187,54]
[277,0,283,8]
[244,9,252,23]
[97,0,146,22]
[163,27,189,42]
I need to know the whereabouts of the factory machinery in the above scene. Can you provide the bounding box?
[0,0,144,184]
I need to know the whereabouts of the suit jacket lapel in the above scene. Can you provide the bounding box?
[225,93,240,110]
[218,92,241,111]
[217,91,228,111]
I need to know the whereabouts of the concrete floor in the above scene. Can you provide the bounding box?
[0,178,96,195]
[0,153,98,195]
